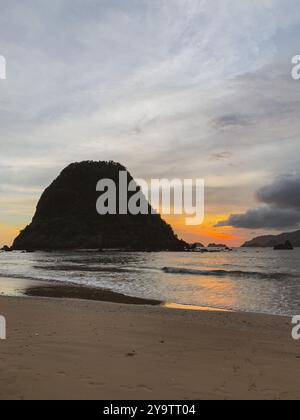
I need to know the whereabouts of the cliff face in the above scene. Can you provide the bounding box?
[13,161,186,251]
[242,230,300,247]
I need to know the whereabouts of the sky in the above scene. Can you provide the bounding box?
[1,0,300,247]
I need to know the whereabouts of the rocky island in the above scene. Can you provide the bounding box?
[273,240,294,250]
[12,161,187,252]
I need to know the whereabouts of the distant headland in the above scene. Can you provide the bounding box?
[242,230,300,248]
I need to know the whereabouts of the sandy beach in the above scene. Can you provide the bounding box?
[0,292,299,400]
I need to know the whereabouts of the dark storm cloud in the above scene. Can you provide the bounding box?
[215,206,300,229]
[257,175,300,210]
[215,175,300,229]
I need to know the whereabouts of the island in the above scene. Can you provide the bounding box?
[242,230,300,248]
[12,161,187,252]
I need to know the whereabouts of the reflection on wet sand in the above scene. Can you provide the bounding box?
[0,277,45,297]
[162,302,229,312]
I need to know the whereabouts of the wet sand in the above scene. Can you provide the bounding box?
[0,289,299,399]
[0,276,161,306]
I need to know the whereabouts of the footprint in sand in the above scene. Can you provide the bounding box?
[126,351,137,357]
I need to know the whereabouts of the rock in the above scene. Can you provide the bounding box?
[1,245,11,252]
[274,240,294,250]
[12,161,187,252]
[190,242,205,251]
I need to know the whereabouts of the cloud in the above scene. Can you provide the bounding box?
[215,175,300,229]
[215,206,300,229]
[257,174,300,209]
[1,0,300,240]
[212,114,254,130]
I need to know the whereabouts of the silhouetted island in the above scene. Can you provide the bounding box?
[0,245,12,252]
[242,230,300,248]
[273,241,294,250]
[12,161,187,252]
[190,242,205,250]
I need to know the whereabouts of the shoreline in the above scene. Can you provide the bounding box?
[0,275,292,317]
[0,276,160,305]
[0,276,230,314]
[0,294,298,399]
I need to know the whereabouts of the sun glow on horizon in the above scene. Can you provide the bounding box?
[164,213,245,247]
[0,224,22,248]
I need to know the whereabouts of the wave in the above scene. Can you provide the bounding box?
[32,265,143,274]
[162,266,298,280]
[0,273,57,283]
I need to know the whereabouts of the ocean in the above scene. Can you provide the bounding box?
[1,248,300,316]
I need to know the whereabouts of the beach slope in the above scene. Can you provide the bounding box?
[0,296,299,400]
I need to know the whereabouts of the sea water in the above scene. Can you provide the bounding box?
[0,248,300,316]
